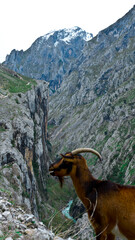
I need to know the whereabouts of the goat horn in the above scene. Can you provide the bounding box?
[71,148,102,160]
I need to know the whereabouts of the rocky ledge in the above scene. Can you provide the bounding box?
[0,190,54,240]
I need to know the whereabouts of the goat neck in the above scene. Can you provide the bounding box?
[70,157,95,209]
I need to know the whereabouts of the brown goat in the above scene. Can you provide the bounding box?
[49,148,135,240]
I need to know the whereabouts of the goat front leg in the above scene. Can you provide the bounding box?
[95,233,107,240]
[91,218,110,240]
[107,233,115,240]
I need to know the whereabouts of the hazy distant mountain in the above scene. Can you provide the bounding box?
[4,27,93,94]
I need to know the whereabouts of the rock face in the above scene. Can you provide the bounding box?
[0,78,49,218]
[0,67,74,239]
[4,27,93,94]
[49,6,135,184]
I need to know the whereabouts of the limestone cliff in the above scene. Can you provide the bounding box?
[0,68,49,218]
[0,65,76,239]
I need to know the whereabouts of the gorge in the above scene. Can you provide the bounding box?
[1,5,135,240]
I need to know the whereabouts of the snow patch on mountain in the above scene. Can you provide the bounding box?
[4,26,93,93]
[42,26,93,44]
[43,30,55,40]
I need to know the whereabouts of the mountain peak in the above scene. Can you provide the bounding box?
[4,26,93,93]
[42,26,93,44]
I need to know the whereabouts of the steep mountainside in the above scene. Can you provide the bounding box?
[0,65,49,218]
[48,6,135,185]
[0,65,77,239]
[4,27,92,94]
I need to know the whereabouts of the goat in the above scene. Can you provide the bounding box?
[49,148,135,240]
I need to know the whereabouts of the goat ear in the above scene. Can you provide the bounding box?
[60,154,74,162]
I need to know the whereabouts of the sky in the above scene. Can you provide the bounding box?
[0,0,135,63]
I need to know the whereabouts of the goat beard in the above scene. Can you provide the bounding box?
[58,176,64,188]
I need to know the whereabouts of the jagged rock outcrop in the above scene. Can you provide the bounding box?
[4,27,93,94]
[0,79,49,218]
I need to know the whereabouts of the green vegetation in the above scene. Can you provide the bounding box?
[0,65,37,94]
[0,187,11,195]
[45,177,75,232]
[47,177,74,207]
[107,162,128,185]
[22,190,30,199]
[15,98,19,104]
[1,163,13,169]
[0,230,22,240]
[114,88,135,107]
[0,126,6,132]
[87,155,98,166]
